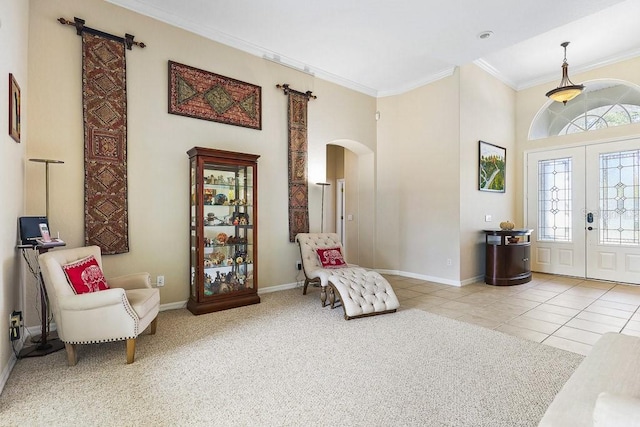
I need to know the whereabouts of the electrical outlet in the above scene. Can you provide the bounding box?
[446,258,452,266]
[156,275,165,287]
[296,261,302,271]
[9,311,22,342]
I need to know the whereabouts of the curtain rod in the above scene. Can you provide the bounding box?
[57,17,146,50]
[276,84,317,100]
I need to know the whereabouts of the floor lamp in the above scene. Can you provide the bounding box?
[30,158,64,218]
[316,182,330,233]
[19,158,66,358]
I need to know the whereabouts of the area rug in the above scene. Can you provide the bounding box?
[0,289,583,426]
[82,31,129,254]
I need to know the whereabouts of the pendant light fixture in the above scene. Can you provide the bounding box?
[546,41,584,105]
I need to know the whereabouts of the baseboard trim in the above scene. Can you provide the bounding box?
[374,269,462,287]
[374,270,485,287]
[0,353,17,396]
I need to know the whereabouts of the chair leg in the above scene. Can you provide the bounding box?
[149,317,158,335]
[65,343,78,366]
[321,286,327,307]
[329,286,336,308]
[126,338,136,364]
[303,278,310,295]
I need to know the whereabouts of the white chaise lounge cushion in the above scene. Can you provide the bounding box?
[329,270,400,318]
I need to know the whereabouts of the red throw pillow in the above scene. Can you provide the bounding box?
[62,255,110,294]
[316,247,347,269]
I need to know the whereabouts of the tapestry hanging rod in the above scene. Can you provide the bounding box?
[57,17,146,50]
[276,84,317,100]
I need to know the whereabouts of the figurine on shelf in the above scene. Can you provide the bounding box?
[204,273,213,296]
[215,233,228,245]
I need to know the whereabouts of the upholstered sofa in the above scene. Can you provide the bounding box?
[539,332,640,426]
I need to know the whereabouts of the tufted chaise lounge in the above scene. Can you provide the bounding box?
[295,233,399,319]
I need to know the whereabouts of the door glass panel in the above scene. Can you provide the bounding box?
[538,158,572,242]
[599,149,640,246]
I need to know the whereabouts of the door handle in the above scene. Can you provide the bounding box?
[587,226,598,231]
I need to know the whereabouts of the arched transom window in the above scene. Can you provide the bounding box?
[529,80,640,140]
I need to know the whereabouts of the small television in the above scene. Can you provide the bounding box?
[18,216,49,247]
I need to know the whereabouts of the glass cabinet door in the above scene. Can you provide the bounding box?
[188,147,260,315]
[200,163,254,295]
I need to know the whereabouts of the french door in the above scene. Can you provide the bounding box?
[526,139,640,284]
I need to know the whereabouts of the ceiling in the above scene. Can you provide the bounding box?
[107,0,640,97]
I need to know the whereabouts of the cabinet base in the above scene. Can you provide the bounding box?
[484,273,532,286]
[187,293,260,315]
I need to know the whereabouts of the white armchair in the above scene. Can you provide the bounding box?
[38,246,160,365]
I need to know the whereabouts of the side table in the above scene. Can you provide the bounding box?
[483,229,533,286]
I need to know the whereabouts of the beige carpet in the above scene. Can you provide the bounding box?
[0,289,583,426]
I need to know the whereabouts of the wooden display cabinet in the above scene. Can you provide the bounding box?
[483,229,533,286]
[187,147,260,315]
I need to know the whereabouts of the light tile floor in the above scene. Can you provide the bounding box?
[384,273,640,356]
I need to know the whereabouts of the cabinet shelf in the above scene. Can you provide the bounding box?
[187,147,260,315]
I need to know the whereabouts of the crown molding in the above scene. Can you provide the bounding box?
[376,67,457,98]
[473,59,518,90]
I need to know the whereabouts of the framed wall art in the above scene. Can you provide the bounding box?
[479,140,506,192]
[9,73,21,143]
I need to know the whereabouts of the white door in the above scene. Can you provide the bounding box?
[585,140,640,283]
[527,147,586,277]
[527,140,640,284]
[336,179,345,244]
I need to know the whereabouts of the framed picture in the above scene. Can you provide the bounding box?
[9,74,20,143]
[479,140,506,192]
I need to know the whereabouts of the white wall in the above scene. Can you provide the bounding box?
[0,0,29,392]
[376,65,516,284]
[459,64,516,282]
[26,0,377,313]
[376,70,461,282]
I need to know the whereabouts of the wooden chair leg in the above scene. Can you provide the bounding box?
[321,286,327,307]
[126,338,136,364]
[329,286,336,308]
[149,317,158,335]
[303,278,310,295]
[65,343,78,366]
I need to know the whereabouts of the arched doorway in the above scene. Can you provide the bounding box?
[322,140,375,268]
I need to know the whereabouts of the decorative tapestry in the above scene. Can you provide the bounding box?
[277,84,316,242]
[82,31,129,254]
[168,61,262,130]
